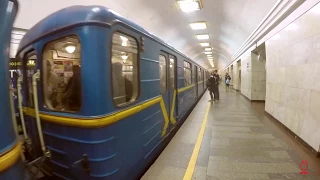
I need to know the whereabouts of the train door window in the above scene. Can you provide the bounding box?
[111,32,139,106]
[183,61,192,86]
[193,65,197,84]
[169,55,176,90]
[198,68,202,82]
[42,35,82,112]
[25,53,37,107]
[159,55,167,93]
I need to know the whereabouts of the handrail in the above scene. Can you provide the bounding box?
[178,84,195,93]
[17,75,29,141]
[32,70,50,158]
[9,83,25,161]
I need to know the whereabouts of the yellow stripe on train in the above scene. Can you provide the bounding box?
[0,142,22,172]
[23,85,196,134]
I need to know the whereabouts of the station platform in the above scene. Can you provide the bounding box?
[142,88,320,180]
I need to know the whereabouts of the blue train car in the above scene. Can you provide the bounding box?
[16,6,207,179]
[0,0,25,179]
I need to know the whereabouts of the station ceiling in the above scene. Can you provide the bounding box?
[15,0,278,69]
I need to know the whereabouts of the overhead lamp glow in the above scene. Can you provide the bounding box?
[205,47,212,51]
[122,42,128,46]
[177,0,201,12]
[207,54,212,57]
[121,55,128,60]
[120,35,128,42]
[196,34,209,40]
[200,42,210,47]
[190,22,207,30]
[204,52,212,54]
[65,45,76,53]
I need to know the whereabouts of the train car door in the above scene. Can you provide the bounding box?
[168,55,177,125]
[23,52,42,156]
[193,65,198,100]
[159,52,176,131]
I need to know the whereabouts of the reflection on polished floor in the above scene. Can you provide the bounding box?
[142,87,320,180]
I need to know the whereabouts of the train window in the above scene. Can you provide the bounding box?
[159,55,167,93]
[184,61,192,86]
[111,32,139,106]
[169,55,176,90]
[198,68,202,82]
[193,65,197,84]
[42,35,81,112]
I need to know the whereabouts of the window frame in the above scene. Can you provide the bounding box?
[183,60,192,87]
[23,50,37,108]
[110,30,141,108]
[168,54,177,90]
[159,54,167,94]
[41,34,82,113]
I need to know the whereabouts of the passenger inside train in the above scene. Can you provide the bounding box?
[43,35,81,111]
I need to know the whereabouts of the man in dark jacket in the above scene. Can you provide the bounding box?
[206,73,216,101]
[213,70,220,100]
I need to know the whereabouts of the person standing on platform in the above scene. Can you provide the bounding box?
[225,73,231,91]
[213,70,220,100]
[206,73,216,102]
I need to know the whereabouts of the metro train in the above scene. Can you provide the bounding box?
[15,5,208,180]
[0,0,26,179]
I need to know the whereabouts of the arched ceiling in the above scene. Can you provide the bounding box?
[15,0,278,69]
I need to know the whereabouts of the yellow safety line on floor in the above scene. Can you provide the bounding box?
[183,102,211,180]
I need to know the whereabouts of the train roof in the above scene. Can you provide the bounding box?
[18,5,205,68]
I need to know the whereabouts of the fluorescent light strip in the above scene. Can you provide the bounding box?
[204,52,212,54]
[177,0,201,12]
[200,42,210,47]
[196,34,209,40]
[190,22,207,30]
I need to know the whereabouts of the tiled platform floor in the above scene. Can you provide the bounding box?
[142,87,320,180]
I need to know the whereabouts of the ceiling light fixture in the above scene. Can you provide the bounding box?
[205,47,212,51]
[196,34,209,40]
[200,42,210,47]
[207,54,213,57]
[65,45,76,53]
[177,0,202,12]
[190,22,207,30]
[204,52,212,54]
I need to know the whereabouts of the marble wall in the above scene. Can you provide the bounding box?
[265,3,320,152]
[251,52,266,100]
[232,61,241,91]
[240,51,266,100]
[240,52,252,99]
